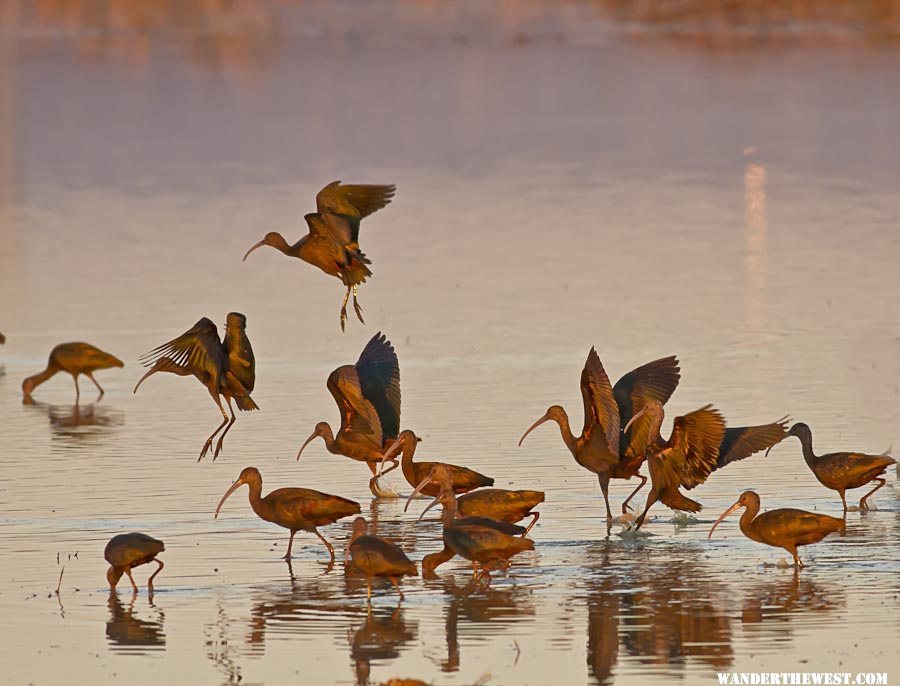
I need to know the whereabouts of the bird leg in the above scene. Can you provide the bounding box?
[284,530,297,560]
[125,568,139,593]
[597,476,613,520]
[859,478,886,510]
[86,372,105,400]
[148,559,165,591]
[634,492,657,531]
[213,396,237,460]
[199,394,229,462]
[312,528,336,565]
[787,545,804,568]
[73,375,81,404]
[352,285,365,324]
[838,489,848,513]
[340,286,351,332]
[523,512,540,536]
[366,579,372,601]
[389,576,404,600]
[621,475,648,514]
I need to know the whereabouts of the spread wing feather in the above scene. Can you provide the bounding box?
[327,367,384,450]
[316,181,396,220]
[139,317,225,387]
[580,348,620,455]
[614,356,680,458]
[356,332,401,439]
[716,417,790,468]
[668,405,726,490]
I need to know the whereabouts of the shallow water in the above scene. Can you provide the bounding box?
[1,2,900,685]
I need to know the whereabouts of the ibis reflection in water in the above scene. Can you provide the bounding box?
[22,342,124,403]
[708,490,845,567]
[770,422,897,512]
[348,516,417,601]
[135,313,257,461]
[626,405,789,528]
[298,333,402,497]
[214,466,360,564]
[519,349,681,528]
[104,533,165,593]
[243,181,396,331]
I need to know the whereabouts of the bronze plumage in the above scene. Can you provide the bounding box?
[134,313,257,461]
[348,517,417,601]
[298,332,402,497]
[519,349,680,524]
[708,490,845,567]
[214,466,360,563]
[771,422,897,511]
[22,342,124,403]
[105,532,165,593]
[243,181,396,331]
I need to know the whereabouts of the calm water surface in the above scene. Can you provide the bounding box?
[1,2,899,685]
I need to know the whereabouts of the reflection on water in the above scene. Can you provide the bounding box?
[106,592,166,651]
[350,606,418,686]
[741,571,845,641]
[21,399,125,439]
[585,545,732,685]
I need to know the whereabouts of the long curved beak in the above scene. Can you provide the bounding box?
[623,406,648,434]
[133,367,159,394]
[707,500,743,540]
[296,431,319,460]
[379,439,404,475]
[404,474,433,512]
[214,479,245,519]
[417,497,441,522]
[519,414,550,446]
[243,240,266,262]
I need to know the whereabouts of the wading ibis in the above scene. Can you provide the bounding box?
[298,332,402,497]
[519,349,680,523]
[348,517,417,600]
[708,491,845,567]
[214,467,360,564]
[770,422,897,512]
[243,181,396,331]
[135,314,257,460]
[380,429,494,497]
[628,405,789,528]
[23,342,124,403]
[105,532,165,593]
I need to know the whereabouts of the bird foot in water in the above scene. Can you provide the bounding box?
[617,525,654,540]
[671,512,700,527]
[845,504,861,513]
[613,512,636,525]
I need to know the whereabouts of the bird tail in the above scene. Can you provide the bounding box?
[235,395,259,412]
[661,490,703,513]
[345,249,373,286]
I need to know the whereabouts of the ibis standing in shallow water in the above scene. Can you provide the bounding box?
[708,491,845,567]
[627,405,789,528]
[379,429,494,496]
[105,533,165,593]
[297,333,402,497]
[135,314,257,461]
[404,464,544,579]
[214,467,360,564]
[22,342,124,403]
[519,349,681,524]
[769,422,897,512]
[348,517,417,601]
[243,181,396,331]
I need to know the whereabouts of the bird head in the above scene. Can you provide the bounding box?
[226,312,247,330]
[214,467,261,518]
[767,422,810,456]
[707,490,759,540]
[106,566,124,589]
[296,422,332,460]
[379,429,419,465]
[350,516,367,540]
[518,405,565,446]
[243,232,285,261]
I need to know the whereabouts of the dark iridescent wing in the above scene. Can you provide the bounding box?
[326,367,384,448]
[315,181,396,220]
[614,356,680,457]
[356,332,401,439]
[139,317,225,386]
[580,348,620,454]
[716,417,790,468]
[668,405,726,490]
